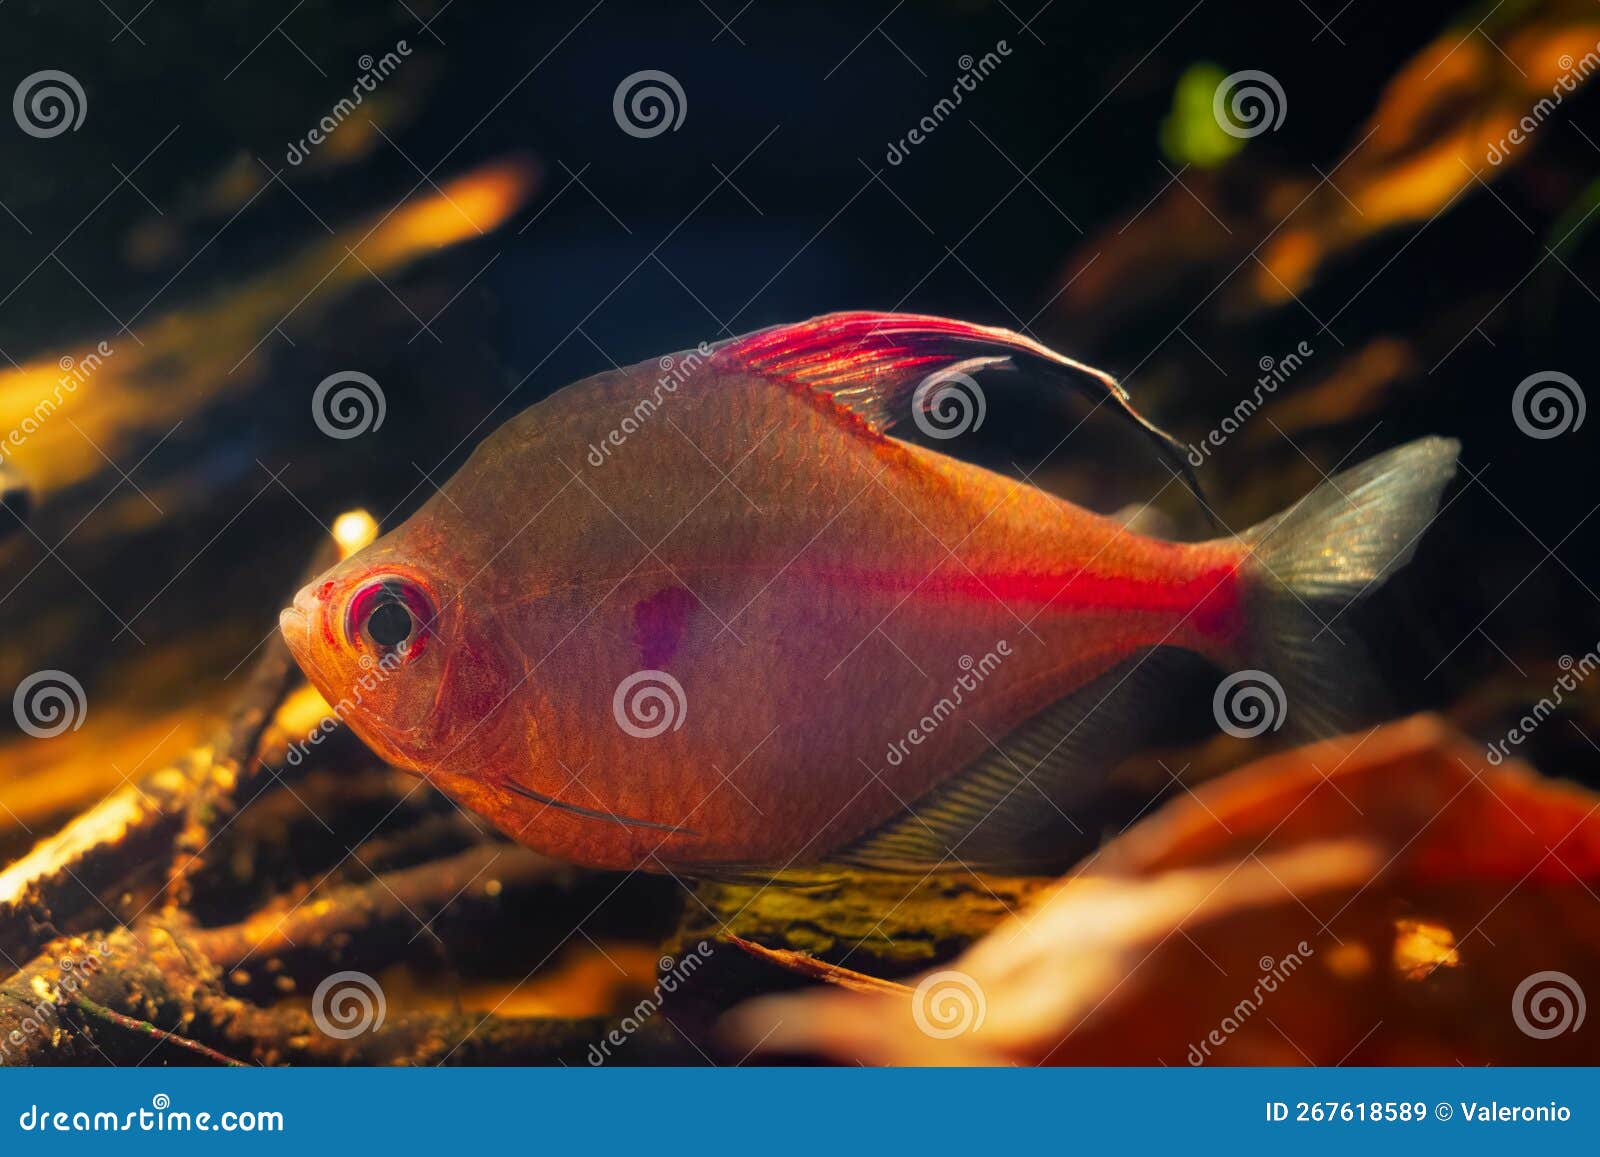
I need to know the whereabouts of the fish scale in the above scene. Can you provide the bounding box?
[280,313,1460,873]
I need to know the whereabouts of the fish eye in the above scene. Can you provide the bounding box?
[367,600,412,647]
[346,576,434,659]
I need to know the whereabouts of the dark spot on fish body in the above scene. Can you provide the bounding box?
[633,585,698,667]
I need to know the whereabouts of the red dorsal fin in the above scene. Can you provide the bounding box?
[712,311,1208,511]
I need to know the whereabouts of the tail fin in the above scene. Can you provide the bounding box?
[1231,436,1460,737]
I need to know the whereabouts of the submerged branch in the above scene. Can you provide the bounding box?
[191,842,569,970]
[0,844,645,1066]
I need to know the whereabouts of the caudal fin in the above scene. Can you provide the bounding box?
[1230,436,1460,737]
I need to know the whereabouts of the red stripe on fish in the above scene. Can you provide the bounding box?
[801,561,1246,642]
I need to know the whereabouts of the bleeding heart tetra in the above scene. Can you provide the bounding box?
[280,312,1458,875]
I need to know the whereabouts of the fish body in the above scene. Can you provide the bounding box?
[280,314,1459,872]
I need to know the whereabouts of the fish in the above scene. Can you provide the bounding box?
[278,312,1460,874]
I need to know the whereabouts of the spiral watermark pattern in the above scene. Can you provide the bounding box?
[612,669,687,738]
[1212,669,1287,738]
[1212,70,1286,139]
[0,938,114,1064]
[587,940,713,1064]
[884,39,1012,164]
[1511,371,1585,439]
[1187,940,1313,1064]
[912,369,986,440]
[1186,338,1313,467]
[1512,970,1586,1039]
[1486,39,1600,164]
[12,669,87,738]
[284,39,412,165]
[13,70,86,138]
[311,970,387,1039]
[1486,642,1598,765]
[886,641,1011,768]
[312,370,386,440]
[613,70,686,138]
[911,970,986,1039]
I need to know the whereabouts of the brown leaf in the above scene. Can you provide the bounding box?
[725,716,1600,1065]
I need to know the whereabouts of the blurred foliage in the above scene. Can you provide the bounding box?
[1160,63,1244,168]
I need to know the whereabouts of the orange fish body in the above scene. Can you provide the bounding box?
[280,314,1458,872]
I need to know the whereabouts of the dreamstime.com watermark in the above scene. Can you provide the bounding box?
[885,40,1012,165]
[1187,942,1314,1064]
[12,69,86,138]
[11,668,88,738]
[312,369,386,440]
[612,669,687,739]
[284,643,410,766]
[285,41,412,165]
[912,970,987,1039]
[0,940,115,1063]
[1212,669,1287,738]
[1511,371,1584,440]
[885,641,1011,768]
[1512,970,1586,1039]
[587,941,714,1064]
[1487,42,1600,165]
[613,70,686,138]
[17,1095,283,1134]
[912,368,987,440]
[1186,340,1313,466]
[1212,70,1286,139]
[586,343,714,466]
[1,341,115,464]
[311,970,387,1039]
[1486,642,1598,765]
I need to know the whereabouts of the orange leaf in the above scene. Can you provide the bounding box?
[726,717,1600,1065]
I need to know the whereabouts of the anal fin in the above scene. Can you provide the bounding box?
[834,648,1215,875]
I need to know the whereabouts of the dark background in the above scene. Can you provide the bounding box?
[2,0,1598,837]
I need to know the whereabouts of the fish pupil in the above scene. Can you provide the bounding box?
[367,600,412,647]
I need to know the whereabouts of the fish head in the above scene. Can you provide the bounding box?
[278,524,514,774]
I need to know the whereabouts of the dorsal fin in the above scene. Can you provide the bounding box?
[711,312,1207,508]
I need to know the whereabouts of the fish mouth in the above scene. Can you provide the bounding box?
[278,583,319,668]
[277,584,424,772]
[278,606,307,650]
